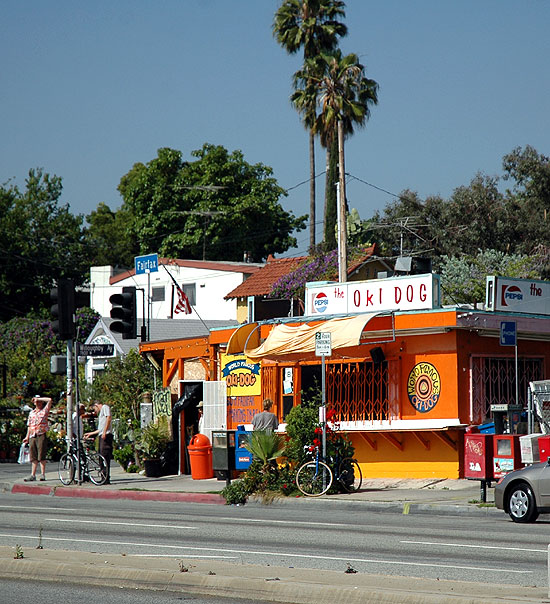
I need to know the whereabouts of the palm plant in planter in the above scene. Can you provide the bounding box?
[136,418,171,477]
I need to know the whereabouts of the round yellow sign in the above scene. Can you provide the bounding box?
[407,362,441,413]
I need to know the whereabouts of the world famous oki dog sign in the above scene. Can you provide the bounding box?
[305,274,440,316]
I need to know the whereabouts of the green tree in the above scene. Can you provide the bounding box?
[90,349,156,428]
[84,202,138,268]
[274,0,348,251]
[0,169,89,321]
[118,145,306,262]
[440,249,545,306]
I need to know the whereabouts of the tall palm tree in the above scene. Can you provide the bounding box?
[273,0,347,252]
[305,50,378,279]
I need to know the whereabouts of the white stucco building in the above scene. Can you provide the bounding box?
[90,258,262,322]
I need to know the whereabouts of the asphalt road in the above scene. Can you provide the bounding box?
[0,577,265,604]
[0,491,547,588]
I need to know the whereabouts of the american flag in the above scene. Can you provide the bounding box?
[174,286,192,315]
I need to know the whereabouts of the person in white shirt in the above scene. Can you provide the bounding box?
[84,401,113,484]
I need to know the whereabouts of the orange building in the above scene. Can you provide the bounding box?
[140,279,550,479]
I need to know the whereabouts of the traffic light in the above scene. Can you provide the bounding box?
[110,286,137,339]
[50,278,75,340]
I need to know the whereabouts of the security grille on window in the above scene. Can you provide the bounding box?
[151,286,165,302]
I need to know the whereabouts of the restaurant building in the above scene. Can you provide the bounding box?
[140,275,550,479]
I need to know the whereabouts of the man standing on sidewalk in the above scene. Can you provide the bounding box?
[23,395,53,482]
[84,401,113,484]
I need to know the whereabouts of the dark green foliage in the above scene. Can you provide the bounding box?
[89,349,155,428]
[221,479,249,505]
[118,145,306,262]
[0,169,90,321]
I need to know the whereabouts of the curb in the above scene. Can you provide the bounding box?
[10,483,225,505]
[5,482,499,517]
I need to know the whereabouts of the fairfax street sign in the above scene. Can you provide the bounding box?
[135,253,159,275]
[78,343,115,357]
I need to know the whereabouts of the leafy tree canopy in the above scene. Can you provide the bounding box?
[88,349,156,428]
[367,146,550,275]
[0,169,90,321]
[84,202,139,268]
[440,249,546,306]
[118,144,307,262]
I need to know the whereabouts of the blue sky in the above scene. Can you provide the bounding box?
[2,1,549,255]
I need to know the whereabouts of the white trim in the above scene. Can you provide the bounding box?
[338,418,464,431]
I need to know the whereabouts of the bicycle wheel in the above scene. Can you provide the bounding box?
[296,460,333,497]
[338,458,362,493]
[58,453,75,485]
[87,451,108,485]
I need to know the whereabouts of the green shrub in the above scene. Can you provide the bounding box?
[221,479,249,505]
[113,443,137,470]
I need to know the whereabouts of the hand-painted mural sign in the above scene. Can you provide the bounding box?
[221,354,261,396]
[407,362,441,413]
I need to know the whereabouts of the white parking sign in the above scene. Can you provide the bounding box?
[315,332,332,356]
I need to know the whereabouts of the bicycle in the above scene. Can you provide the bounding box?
[58,438,108,486]
[296,445,363,497]
[332,454,363,493]
[295,445,333,496]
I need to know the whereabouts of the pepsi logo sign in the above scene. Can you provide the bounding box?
[501,284,523,306]
[313,292,329,313]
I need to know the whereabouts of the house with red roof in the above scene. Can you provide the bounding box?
[225,245,391,323]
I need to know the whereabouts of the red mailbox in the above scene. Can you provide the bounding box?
[493,434,522,479]
[464,433,494,480]
[538,436,550,463]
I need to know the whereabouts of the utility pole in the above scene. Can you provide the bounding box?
[337,119,347,283]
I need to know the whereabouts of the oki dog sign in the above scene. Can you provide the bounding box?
[305,274,440,316]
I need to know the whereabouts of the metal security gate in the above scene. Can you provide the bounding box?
[470,356,544,424]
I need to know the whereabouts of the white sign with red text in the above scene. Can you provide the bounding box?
[305,274,440,316]
[486,276,550,315]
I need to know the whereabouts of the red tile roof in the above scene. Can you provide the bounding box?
[224,245,378,299]
[224,256,306,299]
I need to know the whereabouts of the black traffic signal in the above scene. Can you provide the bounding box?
[50,278,75,340]
[110,286,137,339]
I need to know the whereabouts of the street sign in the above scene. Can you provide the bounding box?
[78,344,114,357]
[500,321,517,346]
[135,253,159,275]
[315,332,332,356]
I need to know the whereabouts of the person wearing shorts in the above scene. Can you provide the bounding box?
[23,396,53,482]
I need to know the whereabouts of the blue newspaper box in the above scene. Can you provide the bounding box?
[235,425,252,471]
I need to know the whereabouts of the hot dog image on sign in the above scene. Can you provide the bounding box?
[407,362,441,413]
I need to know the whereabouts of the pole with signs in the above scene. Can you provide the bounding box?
[135,253,159,342]
[500,321,518,407]
[315,332,332,462]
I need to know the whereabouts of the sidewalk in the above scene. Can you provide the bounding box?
[0,461,498,516]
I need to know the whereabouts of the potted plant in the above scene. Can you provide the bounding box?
[136,419,171,477]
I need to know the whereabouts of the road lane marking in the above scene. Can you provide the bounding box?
[0,505,81,512]
[47,519,197,530]
[402,540,547,553]
[0,533,532,574]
